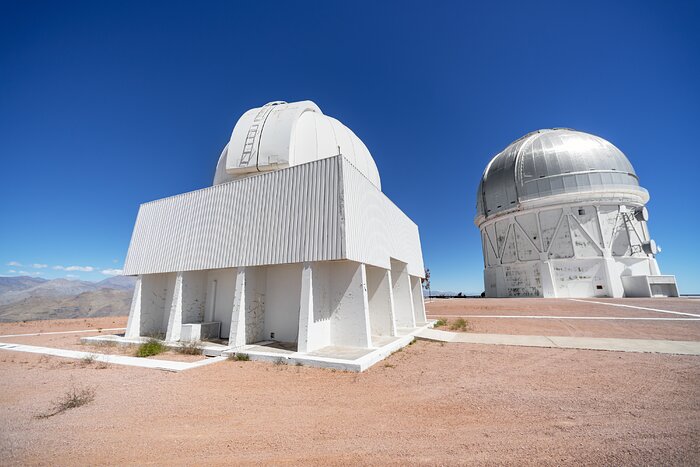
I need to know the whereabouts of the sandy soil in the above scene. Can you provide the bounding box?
[1,305,699,465]
[0,318,205,362]
[426,298,700,341]
[0,316,128,336]
[1,338,699,465]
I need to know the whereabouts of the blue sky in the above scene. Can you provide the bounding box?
[1,1,698,292]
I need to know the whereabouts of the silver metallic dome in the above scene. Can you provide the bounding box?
[476,129,648,221]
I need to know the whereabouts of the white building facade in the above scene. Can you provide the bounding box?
[475,129,678,298]
[122,101,427,357]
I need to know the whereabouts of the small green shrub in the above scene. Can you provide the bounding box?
[135,339,166,357]
[450,317,469,332]
[434,318,448,327]
[228,353,250,361]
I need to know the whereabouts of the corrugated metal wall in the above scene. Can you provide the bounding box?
[124,157,345,275]
[341,158,425,277]
[123,155,425,278]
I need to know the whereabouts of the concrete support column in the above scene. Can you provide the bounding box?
[124,276,143,339]
[602,258,625,298]
[165,272,184,342]
[410,275,427,325]
[228,268,247,349]
[297,263,314,353]
[390,260,416,329]
[539,260,556,298]
[366,266,397,339]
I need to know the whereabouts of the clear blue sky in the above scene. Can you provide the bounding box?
[1,1,698,292]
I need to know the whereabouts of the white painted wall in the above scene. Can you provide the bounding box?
[390,259,415,328]
[479,202,666,298]
[328,262,371,348]
[410,275,426,324]
[137,273,172,337]
[366,265,396,339]
[181,270,207,324]
[264,263,302,343]
[342,158,425,277]
[204,268,237,338]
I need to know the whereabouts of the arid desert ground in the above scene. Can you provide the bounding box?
[1,298,699,465]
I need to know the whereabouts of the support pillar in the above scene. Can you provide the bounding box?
[165,272,184,342]
[228,268,247,349]
[602,257,625,298]
[411,275,427,325]
[366,266,397,339]
[540,260,557,298]
[297,263,314,353]
[124,276,143,339]
[391,260,416,329]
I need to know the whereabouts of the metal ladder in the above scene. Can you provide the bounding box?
[239,102,284,167]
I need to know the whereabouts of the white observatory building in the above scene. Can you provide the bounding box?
[119,101,427,369]
[475,128,678,298]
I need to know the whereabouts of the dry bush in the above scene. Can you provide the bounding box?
[176,341,202,355]
[450,317,470,331]
[36,385,96,419]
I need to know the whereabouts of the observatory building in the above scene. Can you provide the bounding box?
[475,128,678,298]
[119,101,427,369]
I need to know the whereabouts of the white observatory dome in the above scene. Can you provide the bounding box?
[476,129,648,222]
[214,101,381,189]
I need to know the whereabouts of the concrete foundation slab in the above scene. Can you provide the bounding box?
[416,328,700,356]
[0,342,226,372]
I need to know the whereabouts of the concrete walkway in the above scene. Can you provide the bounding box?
[0,342,227,371]
[416,328,700,356]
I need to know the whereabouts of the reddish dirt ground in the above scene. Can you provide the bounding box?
[426,298,700,341]
[0,316,127,336]
[1,306,699,465]
[1,337,699,465]
[0,317,204,362]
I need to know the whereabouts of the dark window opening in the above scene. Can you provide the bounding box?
[578,208,586,215]
[596,285,603,290]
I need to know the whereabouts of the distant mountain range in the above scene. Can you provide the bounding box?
[422,290,483,298]
[0,275,136,322]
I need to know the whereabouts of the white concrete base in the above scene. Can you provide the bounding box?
[0,341,227,372]
[223,321,434,371]
[83,321,435,371]
[181,322,221,342]
[80,334,229,357]
[416,328,700,356]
